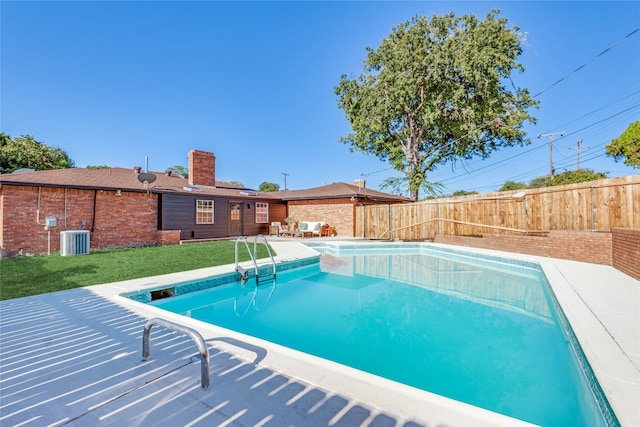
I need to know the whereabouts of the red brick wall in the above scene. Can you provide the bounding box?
[611,228,640,280]
[157,230,181,245]
[92,191,158,249]
[287,199,355,236]
[0,185,160,257]
[434,231,613,265]
[188,150,216,186]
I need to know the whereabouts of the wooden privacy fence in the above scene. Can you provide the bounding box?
[355,175,640,240]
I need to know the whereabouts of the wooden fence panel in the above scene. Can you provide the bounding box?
[358,175,639,239]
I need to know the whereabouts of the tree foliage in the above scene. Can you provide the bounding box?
[335,9,537,201]
[167,165,188,176]
[259,181,280,192]
[605,121,640,169]
[217,180,244,188]
[499,169,608,191]
[0,133,74,173]
[451,190,479,196]
[380,176,444,199]
[499,180,528,192]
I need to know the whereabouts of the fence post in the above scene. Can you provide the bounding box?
[590,185,595,232]
[523,196,528,235]
[362,206,366,238]
[436,200,440,236]
[388,205,393,240]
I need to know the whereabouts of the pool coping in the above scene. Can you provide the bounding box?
[2,240,638,426]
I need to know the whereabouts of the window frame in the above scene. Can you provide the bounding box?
[255,202,269,224]
[195,199,214,224]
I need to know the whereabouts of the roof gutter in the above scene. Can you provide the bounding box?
[0,180,158,194]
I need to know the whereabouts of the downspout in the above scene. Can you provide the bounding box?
[64,188,68,229]
[36,187,45,225]
[91,190,97,234]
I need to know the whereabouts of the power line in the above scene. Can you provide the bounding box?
[536,90,640,136]
[439,102,639,185]
[532,28,640,98]
[561,103,640,139]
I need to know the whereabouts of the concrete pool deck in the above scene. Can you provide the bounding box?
[1,240,638,426]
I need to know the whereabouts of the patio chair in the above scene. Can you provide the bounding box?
[270,222,287,236]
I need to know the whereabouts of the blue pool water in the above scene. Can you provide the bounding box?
[134,244,614,426]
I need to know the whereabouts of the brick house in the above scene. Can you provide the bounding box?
[0,150,408,257]
[279,180,409,237]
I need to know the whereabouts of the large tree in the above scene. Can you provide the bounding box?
[606,121,640,169]
[0,133,74,173]
[335,10,538,200]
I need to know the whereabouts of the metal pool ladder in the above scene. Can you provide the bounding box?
[142,317,210,389]
[234,235,276,284]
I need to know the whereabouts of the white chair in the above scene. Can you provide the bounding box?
[270,222,287,236]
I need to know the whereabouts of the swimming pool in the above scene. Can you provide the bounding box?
[126,243,616,426]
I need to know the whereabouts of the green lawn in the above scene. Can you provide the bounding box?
[0,241,273,301]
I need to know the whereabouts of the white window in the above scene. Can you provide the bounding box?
[255,202,269,223]
[196,200,214,224]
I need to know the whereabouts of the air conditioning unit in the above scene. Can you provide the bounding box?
[60,230,91,256]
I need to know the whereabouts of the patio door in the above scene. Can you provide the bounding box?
[229,202,243,236]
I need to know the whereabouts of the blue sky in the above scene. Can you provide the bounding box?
[2,1,639,195]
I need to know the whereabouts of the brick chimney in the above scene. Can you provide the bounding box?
[188,150,216,186]
[353,179,366,190]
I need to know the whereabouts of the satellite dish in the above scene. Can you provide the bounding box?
[137,173,157,184]
[513,191,526,198]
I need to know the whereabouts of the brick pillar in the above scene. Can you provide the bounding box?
[188,150,216,186]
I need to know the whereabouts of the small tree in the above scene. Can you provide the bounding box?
[0,133,74,173]
[499,180,528,191]
[451,190,479,196]
[259,182,280,192]
[217,180,244,188]
[529,169,607,188]
[167,165,188,177]
[606,121,640,169]
[335,10,538,201]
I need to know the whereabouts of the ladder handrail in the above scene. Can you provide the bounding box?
[254,234,277,279]
[235,236,259,279]
[235,235,276,284]
[142,317,210,389]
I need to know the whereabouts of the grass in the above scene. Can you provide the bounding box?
[0,241,274,301]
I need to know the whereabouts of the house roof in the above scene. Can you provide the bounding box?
[277,182,410,202]
[0,167,281,199]
[0,168,409,202]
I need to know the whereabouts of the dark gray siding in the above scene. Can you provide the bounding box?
[159,194,286,240]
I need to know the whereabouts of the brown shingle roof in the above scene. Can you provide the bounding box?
[277,182,410,202]
[0,169,409,202]
[0,167,282,199]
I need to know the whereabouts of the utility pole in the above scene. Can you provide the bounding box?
[281,172,289,190]
[537,131,565,181]
[569,140,590,170]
